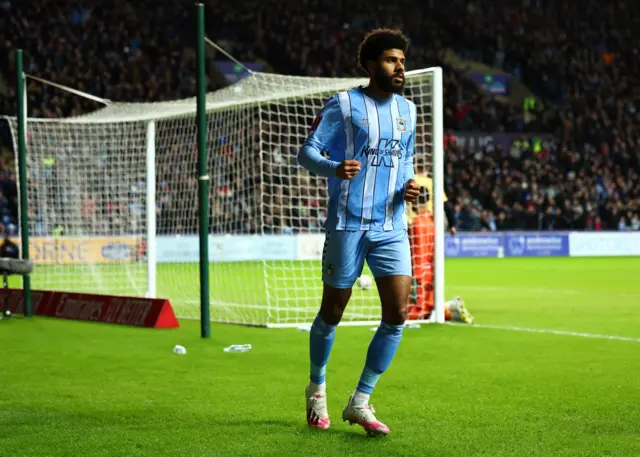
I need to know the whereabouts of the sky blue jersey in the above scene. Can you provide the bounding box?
[298,87,416,231]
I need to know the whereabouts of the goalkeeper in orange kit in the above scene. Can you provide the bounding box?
[407,170,473,323]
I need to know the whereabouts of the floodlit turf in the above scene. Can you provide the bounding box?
[14,257,640,329]
[12,260,387,324]
[1,257,640,456]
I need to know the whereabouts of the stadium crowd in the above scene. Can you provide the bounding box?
[0,0,638,234]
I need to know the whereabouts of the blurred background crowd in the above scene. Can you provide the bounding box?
[0,0,638,235]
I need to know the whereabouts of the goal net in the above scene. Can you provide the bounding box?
[4,68,444,327]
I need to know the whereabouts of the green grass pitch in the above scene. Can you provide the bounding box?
[1,257,640,456]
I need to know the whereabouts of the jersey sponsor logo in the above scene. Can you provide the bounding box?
[361,138,402,168]
[311,115,322,132]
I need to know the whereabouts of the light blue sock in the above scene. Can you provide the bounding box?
[356,321,404,394]
[309,313,337,384]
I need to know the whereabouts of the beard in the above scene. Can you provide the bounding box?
[373,66,405,94]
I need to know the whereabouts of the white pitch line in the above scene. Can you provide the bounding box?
[446,322,640,343]
[447,285,640,299]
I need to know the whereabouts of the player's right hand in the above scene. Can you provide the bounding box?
[336,160,361,180]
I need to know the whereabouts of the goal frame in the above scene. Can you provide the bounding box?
[5,63,445,328]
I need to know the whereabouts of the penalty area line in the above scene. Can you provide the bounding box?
[445,322,640,343]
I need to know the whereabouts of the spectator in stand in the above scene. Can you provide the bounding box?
[444,135,639,231]
[0,0,638,233]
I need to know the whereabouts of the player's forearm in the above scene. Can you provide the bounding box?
[444,201,456,228]
[297,143,340,177]
[401,156,415,193]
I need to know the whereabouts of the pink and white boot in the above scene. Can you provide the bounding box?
[306,385,330,430]
[342,395,390,436]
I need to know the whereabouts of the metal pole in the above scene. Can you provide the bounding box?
[16,49,32,317]
[196,3,211,337]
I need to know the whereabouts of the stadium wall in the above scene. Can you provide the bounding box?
[156,232,640,262]
[9,236,141,265]
[11,232,640,265]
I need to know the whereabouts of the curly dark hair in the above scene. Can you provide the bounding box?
[357,28,409,75]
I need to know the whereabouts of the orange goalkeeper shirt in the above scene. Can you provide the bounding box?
[409,209,434,273]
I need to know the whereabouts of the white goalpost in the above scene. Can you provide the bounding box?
[3,67,445,327]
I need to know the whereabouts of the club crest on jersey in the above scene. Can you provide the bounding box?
[396,117,407,132]
[361,118,369,126]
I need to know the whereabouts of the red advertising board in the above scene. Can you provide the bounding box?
[0,289,179,329]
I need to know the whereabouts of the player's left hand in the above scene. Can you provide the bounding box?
[450,227,457,236]
[403,179,420,203]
